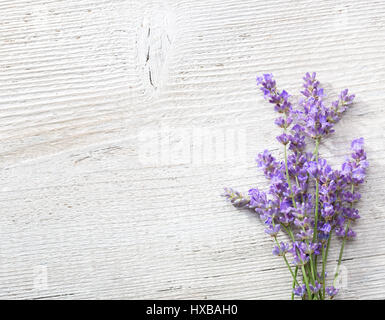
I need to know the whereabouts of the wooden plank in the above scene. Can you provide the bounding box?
[0,0,384,299]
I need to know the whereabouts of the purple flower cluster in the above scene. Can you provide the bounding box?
[223,73,368,300]
[297,72,355,139]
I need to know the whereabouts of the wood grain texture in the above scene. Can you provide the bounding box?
[0,0,385,299]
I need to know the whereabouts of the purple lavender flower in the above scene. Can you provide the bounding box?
[293,284,307,297]
[342,190,361,203]
[274,117,285,128]
[290,241,311,265]
[276,133,290,145]
[335,225,346,237]
[352,167,366,184]
[297,72,354,139]
[321,202,334,217]
[248,188,267,211]
[331,89,355,116]
[278,202,295,225]
[347,229,356,238]
[222,187,250,208]
[306,161,319,178]
[301,72,324,99]
[309,281,322,294]
[256,150,281,179]
[275,116,293,128]
[256,74,276,99]
[342,138,368,185]
[343,208,360,221]
[257,74,292,115]
[298,241,321,255]
[319,222,332,234]
[288,126,306,153]
[335,225,356,238]
[351,137,364,152]
[326,286,339,297]
[224,73,367,300]
[272,242,290,256]
[265,224,281,237]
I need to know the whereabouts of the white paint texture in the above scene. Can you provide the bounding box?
[0,0,385,299]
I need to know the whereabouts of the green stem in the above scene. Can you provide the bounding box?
[282,115,297,209]
[284,144,296,209]
[283,254,300,287]
[321,232,332,298]
[305,263,317,300]
[309,138,320,294]
[292,266,298,300]
[333,225,349,287]
[333,185,354,287]
[308,255,317,286]
[301,265,312,299]
[281,223,295,242]
[313,138,320,243]
[333,223,350,287]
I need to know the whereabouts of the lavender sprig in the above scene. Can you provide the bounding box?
[222,187,250,208]
[223,73,368,300]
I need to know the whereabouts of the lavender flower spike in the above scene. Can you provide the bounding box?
[222,187,250,208]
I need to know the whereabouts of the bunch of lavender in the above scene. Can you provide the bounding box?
[223,73,368,300]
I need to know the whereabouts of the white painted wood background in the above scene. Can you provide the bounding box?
[0,0,384,299]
